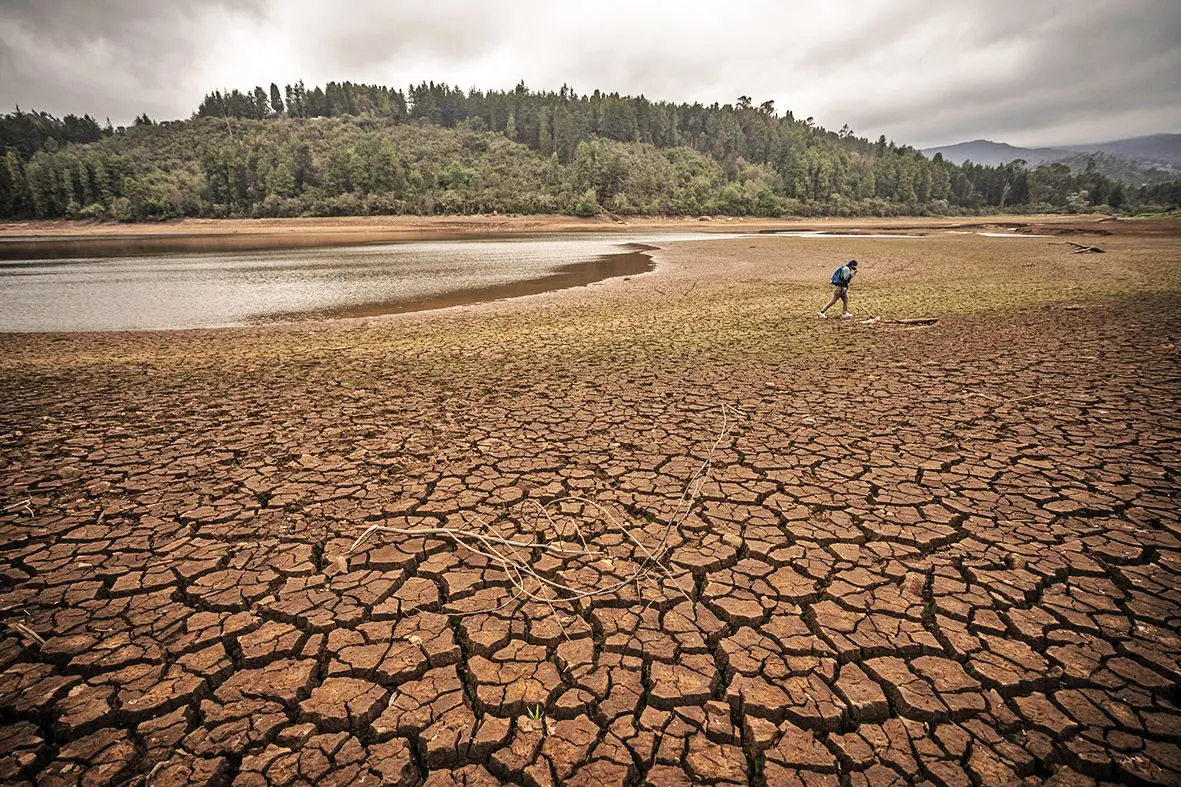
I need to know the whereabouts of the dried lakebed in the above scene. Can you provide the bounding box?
[0,225,1178,785]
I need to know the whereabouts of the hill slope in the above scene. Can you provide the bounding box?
[922,139,1072,167]
[1067,133,1181,168]
[925,134,1181,172]
[923,134,1181,185]
[2,82,1179,220]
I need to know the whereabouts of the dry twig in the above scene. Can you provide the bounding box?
[2,498,34,517]
[1052,241,1104,254]
[348,405,742,617]
[5,621,45,647]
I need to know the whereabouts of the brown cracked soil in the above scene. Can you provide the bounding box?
[0,217,1179,786]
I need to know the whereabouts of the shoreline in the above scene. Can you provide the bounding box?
[1,214,1170,334]
[0,237,662,334]
[212,247,660,330]
[0,213,1132,260]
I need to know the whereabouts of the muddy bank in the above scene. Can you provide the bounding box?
[274,246,657,323]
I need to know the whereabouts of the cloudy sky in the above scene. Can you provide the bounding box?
[1,0,1178,148]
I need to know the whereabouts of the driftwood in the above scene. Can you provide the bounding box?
[1054,241,1104,254]
[857,316,938,327]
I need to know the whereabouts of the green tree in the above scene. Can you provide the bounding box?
[1108,183,1124,210]
[353,137,403,194]
[538,106,553,158]
[573,188,599,216]
[253,86,269,118]
[323,145,355,194]
[4,150,31,215]
[599,96,637,142]
[24,152,56,217]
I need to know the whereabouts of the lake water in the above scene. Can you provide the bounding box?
[0,232,743,333]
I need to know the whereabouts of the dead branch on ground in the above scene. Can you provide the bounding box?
[2,498,34,517]
[349,405,743,620]
[1052,241,1105,254]
[4,621,45,647]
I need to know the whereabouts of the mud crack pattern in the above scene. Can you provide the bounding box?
[0,232,1179,786]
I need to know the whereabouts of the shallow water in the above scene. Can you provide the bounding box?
[0,232,742,332]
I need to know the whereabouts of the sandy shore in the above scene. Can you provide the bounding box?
[0,212,1141,259]
[1,212,1077,238]
[0,220,1178,784]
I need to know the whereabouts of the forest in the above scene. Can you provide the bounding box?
[1,80,1177,222]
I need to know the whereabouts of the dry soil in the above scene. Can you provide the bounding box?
[0,217,1178,786]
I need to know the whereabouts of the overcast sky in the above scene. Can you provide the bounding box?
[1,0,1178,148]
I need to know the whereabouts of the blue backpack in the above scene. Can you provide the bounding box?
[830,266,846,286]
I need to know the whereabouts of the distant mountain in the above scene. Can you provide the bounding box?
[921,139,1072,167]
[1054,152,1180,187]
[922,134,1181,185]
[1066,134,1181,169]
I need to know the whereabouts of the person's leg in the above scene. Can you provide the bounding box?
[820,287,843,315]
[840,289,850,315]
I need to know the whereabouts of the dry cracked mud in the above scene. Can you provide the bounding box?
[0,220,1179,785]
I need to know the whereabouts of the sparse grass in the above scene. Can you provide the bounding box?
[2,220,1177,377]
[1125,209,1181,220]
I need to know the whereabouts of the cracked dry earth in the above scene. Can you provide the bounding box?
[0,226,1179,786]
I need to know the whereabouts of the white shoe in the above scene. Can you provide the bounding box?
[841,312,853,319]
[818,311,828,318]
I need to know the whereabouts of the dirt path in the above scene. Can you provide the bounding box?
[0,226,1178,785]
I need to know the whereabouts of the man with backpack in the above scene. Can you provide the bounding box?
[819,259,858,318]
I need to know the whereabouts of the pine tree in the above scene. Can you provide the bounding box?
[270,83,284,116]
[538,107,553,158]
[253,86,269,118]
[4,150,31,215]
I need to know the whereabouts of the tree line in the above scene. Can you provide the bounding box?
[0,82,1177,222]
[0,108,104,159]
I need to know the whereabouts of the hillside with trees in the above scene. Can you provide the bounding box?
[922,139,1180,186]
[1,81,1178,222]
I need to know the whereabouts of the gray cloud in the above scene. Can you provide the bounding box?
[290,2,520,70]
[0,0,1177,147]
[829,0,1181,145]
[0,0,266,119]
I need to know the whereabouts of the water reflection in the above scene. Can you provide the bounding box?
[0,233,737,332]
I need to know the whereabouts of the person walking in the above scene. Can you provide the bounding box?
[819,259,858,318]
